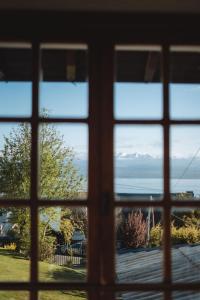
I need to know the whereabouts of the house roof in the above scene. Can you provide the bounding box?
[72,230,86,241]
[117,244,200,300]
[1,47,200,84]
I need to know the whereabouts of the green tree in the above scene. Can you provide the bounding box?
[0,121,84,258]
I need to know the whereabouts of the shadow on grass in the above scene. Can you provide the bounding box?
[61,290,86,298]
[0,249,27,260]
[50,265,86,282]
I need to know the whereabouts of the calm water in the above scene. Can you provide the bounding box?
[115,178,200,197]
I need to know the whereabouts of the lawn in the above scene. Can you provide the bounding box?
[0,248,87,300]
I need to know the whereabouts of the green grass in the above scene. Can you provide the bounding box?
[0,248,87,300]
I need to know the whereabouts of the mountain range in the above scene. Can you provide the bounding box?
[74,153,200,179]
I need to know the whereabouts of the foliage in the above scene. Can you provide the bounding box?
[150,223,163,247]
[119,209,147,248]
[0,121,84,259]
[4,243,17,251]
[171,223,200,245]
[60,218,74,245]
[149,221,200,247]
[39,236,56,261]
[7,207,30,256]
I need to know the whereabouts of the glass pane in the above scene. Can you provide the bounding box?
[40,44,88,118]
[0,207,30,281]
[116,292,163,300]
[115,45,162,119]
[170,126,200,200]
[0,291,29,299]
[39,206,87,282]
[39,291,87,300]
[0,123,31,199]
[115,125,163,201]
[0,43,32,117]
[39,123,88,200]
[173,291,200,300]
[171,207,200,282]
[116,207,163,283]
[170,46,200,119]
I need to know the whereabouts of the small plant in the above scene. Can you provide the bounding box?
[120,209,147,248]
[150,224,163,247]
[4,243,17,251]
[171,223,200,245]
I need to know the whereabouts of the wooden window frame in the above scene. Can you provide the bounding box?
[0,11,200,300]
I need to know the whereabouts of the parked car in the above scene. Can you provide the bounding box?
[70,241,86,256]
[56,241,86,257]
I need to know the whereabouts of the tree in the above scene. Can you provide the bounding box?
[0,121,84,258]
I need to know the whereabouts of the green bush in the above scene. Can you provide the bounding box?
[39,236,56,262]
[150,224,163,247]
[150,223,200,247]
[171,224,200,245]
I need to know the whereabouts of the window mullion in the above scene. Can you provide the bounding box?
[87,43,102,299]
[162,44,172,299]
[99,43,115,299]
[30,40,40,300]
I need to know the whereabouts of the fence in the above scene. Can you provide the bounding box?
[49,254,85,266]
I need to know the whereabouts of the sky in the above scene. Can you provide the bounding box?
[0,81,200,159]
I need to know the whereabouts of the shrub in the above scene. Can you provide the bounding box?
[171,224,200,245]
[150,224,163,247]
[4,243,17,251]
[39,236,56,262]
[120,210,147,248]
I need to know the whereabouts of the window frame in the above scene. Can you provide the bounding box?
[0,11,200,300]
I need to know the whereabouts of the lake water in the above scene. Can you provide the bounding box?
[115,178,200,197]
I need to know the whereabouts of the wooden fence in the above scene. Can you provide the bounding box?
[49,254,85,266]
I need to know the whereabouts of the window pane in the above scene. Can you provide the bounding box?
[39,291,87,300]
[170,46,200,119]
[0,123,31,199]
[173,291,200,300]
[116,207,163,283]
[0,207,30,281]
[171,207,200,282]
[0,291,29,299]
[115,45,162,119]
[39,206,87,282]
[116,292,164,300]
[0,43,32,117]
[40,44,88,118]
[115,125,163,201]
[170,126,200,200]
[39,123,88,200]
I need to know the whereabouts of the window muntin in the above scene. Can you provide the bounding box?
[170,46,200,120]
[114,46,162,120]
[114,125,163,201]
[170,125,200,200]
[115,207,163,283]
[40,44,88,118]
[171,207,200,282]
[0,123,31,199]
[0,43,32,118]
[38,206,87,282]
[38,123,88,200]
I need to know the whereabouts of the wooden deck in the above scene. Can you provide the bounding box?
[116,245,200,299]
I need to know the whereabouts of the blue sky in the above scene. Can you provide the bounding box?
[0,81,200,159]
